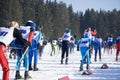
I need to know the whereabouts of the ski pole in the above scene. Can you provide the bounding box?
[81,49,90,62]
[9,46,29,78]
[20,46,29,62]
[8,46,23,49]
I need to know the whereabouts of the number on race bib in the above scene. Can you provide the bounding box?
[19,30,26,34]
[0,31,8,37]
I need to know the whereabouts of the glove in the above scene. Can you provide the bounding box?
[23,39,31,46]
[28,41,32,46]
[77,46,79,51]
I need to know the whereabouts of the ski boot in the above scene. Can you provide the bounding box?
[116,57,118,61]
[15,71,22,79]
[65,58,68,65]
[33,64,39,71]
[79,65,83,71]
[24,71,32,80]
[86,64,90,69]
[61,59,63,64]
[29,64,33,70]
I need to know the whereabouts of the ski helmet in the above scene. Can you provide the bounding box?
[25,20,36,30]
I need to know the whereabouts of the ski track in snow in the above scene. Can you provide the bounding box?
[0,43,120,80]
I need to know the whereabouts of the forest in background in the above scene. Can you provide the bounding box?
[0,0,120,40]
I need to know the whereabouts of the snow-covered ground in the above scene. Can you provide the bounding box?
[0,43,120,80]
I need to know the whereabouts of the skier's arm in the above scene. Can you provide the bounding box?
[91,29,97,36]
[28,28,34,42]
[76,39,81,51]
[13,28,30,46]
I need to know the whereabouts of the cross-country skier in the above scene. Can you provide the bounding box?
[29,24,42,71]
[61,28,72,64]
[69,36,75,54]
[14,20,34,79]
[84,27,97,63]
[50,40,56,56]
[76,33,92,71]
[107,34,114,54]
[115,34,120,61]
[57,37,62,52]
[84,27,97,39]
[92,36,103,62]
[0,21,30,80]
[37,26,44,59]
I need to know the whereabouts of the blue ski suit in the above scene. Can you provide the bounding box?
[93,37,103,61]
[77,37,92,65]
[15,25,34,71]
[29,31,42,65]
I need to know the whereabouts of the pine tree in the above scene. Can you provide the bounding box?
[22,0,36,23]
[0,0,23,26]
[0,0,17,26]
[9,0,23,24]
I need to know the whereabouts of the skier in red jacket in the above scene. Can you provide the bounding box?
[115,34,120,61]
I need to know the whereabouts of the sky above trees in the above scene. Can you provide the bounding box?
[50,0,120,13]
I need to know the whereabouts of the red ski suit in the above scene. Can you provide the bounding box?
[0,43,9,80]
[116,41,120,61]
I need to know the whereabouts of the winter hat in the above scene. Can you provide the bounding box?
[65,28,71,33]
[25,20,36,30]
[10,21,19,28]
[84,32,89,38]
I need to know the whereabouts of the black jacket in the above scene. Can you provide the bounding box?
[13,28,30,46]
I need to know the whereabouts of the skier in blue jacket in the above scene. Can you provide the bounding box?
[93,36,103,62]
[29,24,42,71]
[76,33,92,71]
[107,34,114,54]
[14,20,34,79]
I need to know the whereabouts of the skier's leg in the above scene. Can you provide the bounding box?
[86,49,90,69]
[24,52,32,79]
[24,52,29,71]
[99,48,102,61]
[29,50,33,70]
[61,48,65,64]
[94,49,97,62]
[61,41,65,64]
[15,54,22,79]
[0,45,9,80]
[116,48,119,61]
[79,48,85,71]
[65,45,69,64]
[33,50,39,71]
